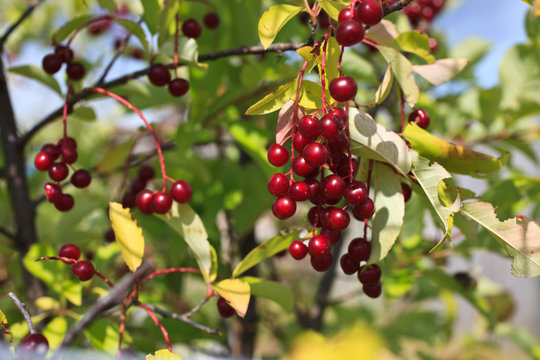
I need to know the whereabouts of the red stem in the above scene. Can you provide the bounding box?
[174,15,180,78]
[117,310,127,355]
[137,302,172,352]
[94,269,115,288]
[290,60,310,184]
[37,256,77,265]
[62,86,72,138]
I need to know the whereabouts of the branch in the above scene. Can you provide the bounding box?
[383,0,415,15]
[0,0,45,51]
[141,302,221,335]
[0,226,15,241]
[8,292,35,334]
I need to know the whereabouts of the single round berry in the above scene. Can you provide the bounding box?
[138,165,155,181]
[55,45,73,63]
[71,260,95,281]
[122,192,137,208]
[328,208,350,231]
[321,228,341,244]
[272,197,296,219]
[130,178,146,194]
[182,19,202,38]
[305,179,322,205]
[338,7,356,23]
[147,63,171,87]
[332,107,348,121]
[71,169,91,188]
[59,243,81,260]
[267,144,290,167]
[150,192,173,214]
[358,264,382,285]
[292,132,311,153]
[363,282,382,298]
[41,143,60,160]
[18,333,49,357]
[356,0,383,26]
[344,180,368,205]
[303,142,329,168]
[49,162,69,182]
[319,113,344,139]
[168,78,190,97]
[136,189,154,214]
[42,54,62,74]
[299,115,320,140]
[308,235,331,257]
[329,76,358,102]
[289,240,308,260]
[61,146,78,164]
[203,12,220,28]
[328,132,349,154]
[408,108,430,129]
[268,173,290,197]
[352,198,375,220]
[66,62,86,80]
[319,207,333,229]
[323,174,346,199]
[288,181,309,201]
[340,253,359,275]
[337,157,358,178]
[54,194,74,212]
[308,206,320,227]
[44,183,62,203]
[170,180,192,203]
[34,152,53,171]
[292,156,315,177]
[58,137,77,149]
[104,228,116,243]
[348,237,371,262]
[335,20,365,47]
[310,253,333,272]
[217,297,235,318]
[401,182,412,202]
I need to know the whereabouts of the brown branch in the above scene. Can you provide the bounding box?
[383,0,415,15]
[0,226,15,241]
[0,0,45,51]
[141,302,221,335]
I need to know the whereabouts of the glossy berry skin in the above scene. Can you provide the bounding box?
[363,282,382,298]
[147,64,171,87]
[344,180,368,205]
[44,183,62,203]
[323,174,346,200]
[272,197,296,219]
[71,169,92,188]
[299,115,320,140]
[292,132,311,153]
[55,45,73,63]
[305,179,322,205]
[310,253,333,272]
[61,146,78,164]
[303,142,328,168]
[138,165,155,181]
[358,264,382,285]
[217,297,235,318]
[321,228,341,244]
[319,113,344,139]
[332,107,348,121]
[182,19,202,39]
[268,173,290,197]
[34,152,53,171]
[66,62,86,80]
[328,208,350,231]
[308,235,331,257]
[288,181,309,201]
[151,192,173,214]
[170,180,192,203]
[408,108,430,129]
[329,76,358,102]
[289,240,308,260]
[58,137,77,149]
[41,143,61,160]
[335,20,365,47]
[71,260,95,281]
[352,198,375,220]
[136,190,154,214]
[169,78,189,97]
[340,253,359,275]
[356,0,383,26]
[338,8,356,23]
[59,243,81,260]
[49,162,69,182]
[348,237,371,262]
[55,194,74,212]
[204,12,220,28]
[18,333,49,357]
[267,144,289,167]
[42,54,62,74]
[401,182,412,202]
[292,156,315,177]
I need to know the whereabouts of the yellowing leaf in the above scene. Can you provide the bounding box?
[374,65,393,105]
[109,202,144,272]
[212,279,251,318]
[43,316,67,350]
[395,31,435,64]
[35,297,60,311]
[298,80,325,110]
[258,5,302,49]
[297,46,320,73]
[245,80,296,115]
[146,349,182,360]
[322,37,341,88]
[413,58,469,85]
[377,45,419,107]
[0,310,7,324]
[317,0,349,20]
[366,20,399,46]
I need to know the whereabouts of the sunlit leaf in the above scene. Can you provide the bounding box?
[0,310,7,324]
[377,45,419,107]
[109,202,144,272]
[366,20,399,46]
[141,0,160,34]
[54,15,94,43]
[374,65,393,105]
[297,46,320,73]
[317,0,349,20]
[322,37,341,88]
[258,5,302,49]
[395,31,435,64]
[212,279,251,318]
[8,65,62,96]
[85,318,121,354]
[241,276,294,311]
[209,245,218,283]
[34,297,60,311]
[245,80,296,115]
[146,349,182,360]
[412,58,468,85]
[43,316,67,350]
[298,80,325,110]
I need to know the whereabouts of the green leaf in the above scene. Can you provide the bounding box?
[229,122,270,176]
[114,19,149,51]
[410,151,460,249]
[298,80,325,110]
[0,310,7,325]
[97,0,116,13]
[377,45,419,107]
[322,37,341,88]
[23,244,64,290]
[212,279,251,318]
[500,42,540,109]
[209,245,218,283]
[141,0,160,34]
[349,108,411,177]
[232,230,300,277]
[394,31,435,64]
[374,65,393,105]
[109,202,145,272]
[85,318,121,354]
[61,280,83,306]
[369,163,405,262]
[43,316,67,351]
[240,277,294,311]
[94,138,135,173]
[157,0,179,44]
[70,106,96,122]
[8,65,62,96]
[461,202,540,278]
[158,203,212,283]
[245,80,296,115]
[403,122,509,176]
[258,4,302,49]
[318,0,349,20]
[451,38,491,66]
[412,58,468,85]
[54,15,94,43]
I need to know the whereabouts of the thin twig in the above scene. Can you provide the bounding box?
[0,226,16,240]
[8,292,35,334]
[0,0,45,51]
[142,302,221,335]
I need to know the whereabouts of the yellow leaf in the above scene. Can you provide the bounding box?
[258,5,302,49]
[0,309,7,324]
[109,202,144,272]
[212,279,251,318]
[146,349,182,360]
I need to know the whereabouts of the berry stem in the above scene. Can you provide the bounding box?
[117,310,127,356]
[94,269,115,288]
[136,301,172,352]
[8,292,36,334]
[290,59,310,184]
[37,256,77,265]
[174,15,180,78]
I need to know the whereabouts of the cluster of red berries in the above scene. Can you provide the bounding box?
[403,0,445,27]
[147,63,190,97]
[135,179,192,215]
[339,238,382,298]
[182,12,221,39]
[58,243,95,281]
[42,44,86,81]
[34,137,91,212]
[335,0,383,47]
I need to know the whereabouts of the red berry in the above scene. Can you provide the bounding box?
[150,192,173,214]
[217,296,235,318]
[204,12,220,29]
[340,253,359,275]
[54,45,73,63]
[136,190,154,214]
[267,144,290,167]
[170,180,192,203]
[122,192,136,208]
[303,142,329,168]
[329,76,358,102]
[335,20,365,47]
[268,173,290,197]
[288,181,309,201]
[61,146,78,164]
[292,156,316,177]
[55,194,74,212]
[321,228,341,244]
[138,165,155,181]
[168,78,190,97]
[421,6,435,21]
[308,206,321,227]
[289,240,308,260]
[42,54,62,74]
[59,243,81,260]
[272,197,296,219]
[328,208,350,231]
[71,260,94,281]
[49,162,69,182]
[310,253,333,272]
[147,63,171,87]
[66,62,86,80]
[130,178,146,194]
[356,0,383,26]
[305,179,323,205]
[338,8,356,23]
[34,152,53,171]
[299,115,320,140]
[71,169,91,188]
[104,228,116,242]
[429,37,439,52]
[58,137,77,149]
[323,174,346,199]
[363,282,382,298]
[352,198,375,220]
[182,19,202,38]
[348,237,371,262]
[401,182,412,202]
[332,107,348,121]
[408,108,430,129]
[308,235,332,257]
[41,143,61,160]
[18,333,49,357]
[44,183,62,203]
[358,264,382,285]
[292,132,311,153]
[319,113,344,139]
[344,180,368,205]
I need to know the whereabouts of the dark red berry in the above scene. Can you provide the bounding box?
[217,297,235,318]
[58,137,77,149]
[321,228,341,244]
[104,228,116,243]
[335,20,365,47]
[356,0,383,26]
[182,19,202,38]
[54,45,74,63]
[421,6,435,21]
[338,8,356,23]
[54,194,74,212]
[18,333,49,357]
[49,162,69,182]
[340,253,359,275]
[136,190,154,214]
[44,183,62,203]
[61,146,78,164]
[122,192,137,208]
[308,235,331,257]
[318,12,330,28]
[332,107,348,121]
[59,243,81,260]
[308,206,320,227]
[289,240,308,260]
[71,169,91,188]
[363,282,382,298]
[323,174,346,199]
[66,62,86,80]
[344,180,368,205]
[41,143,61,160]
[170,180,192,203]
[408,108,430,129]
[268,173,290,197]
[328,208,350,231]
[88,18,112,35]
[130,178,146,193]
[151,192,173,214]
[288,181,309,201]
[34,152,53,171]
[272,197,296,219]
[138,165,155,181]
[329,76,358,102]
[358,264,382,285]
[42,54,62,74]
[305,179,323,205]
[292,132,311,153]
[71,260,94,281]
[352,198,375,220]
[401,182,412,202]
[310,253,333,272]
[348,237,371,262]
[267,144,289,167]
[299,115,320,140]
[303,142,329,168]
[204,12,220,28]
[147,63,171,87]
[168,78,190,97]
[319,113,344,139]
[292,156,315,177]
